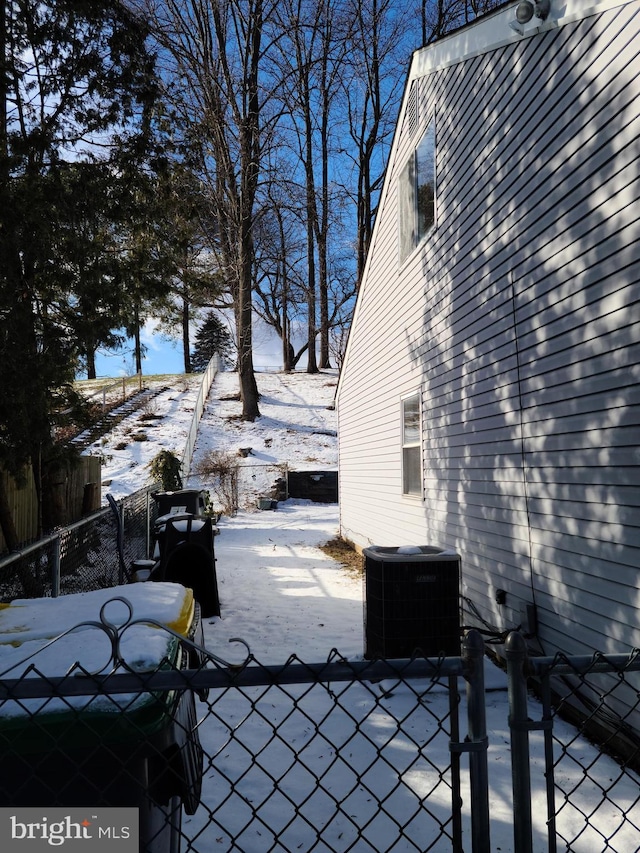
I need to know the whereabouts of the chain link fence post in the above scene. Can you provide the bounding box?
[463,629,491,853]
[448,672,463,851]
[50,535,61,598]
[145,488,152,559]
[505,630,533,853]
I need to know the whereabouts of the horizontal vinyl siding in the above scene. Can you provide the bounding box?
[511,8,640,658]
[429,3,639,658]
[338,79,436,549]
[338,1,640,665]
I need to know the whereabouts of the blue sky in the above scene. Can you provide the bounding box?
[94,338,184,377]
[92,316,285,378]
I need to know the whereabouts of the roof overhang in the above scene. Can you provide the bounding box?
[409,0,633,82]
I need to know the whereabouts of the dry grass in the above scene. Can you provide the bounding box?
[320,537,363,577]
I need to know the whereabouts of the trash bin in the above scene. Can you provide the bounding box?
[0,583,204,853]
[363,545,461,658]
[152,490,206,518]
[150,516,220,619]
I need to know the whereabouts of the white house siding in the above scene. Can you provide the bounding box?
[337,0,640,664]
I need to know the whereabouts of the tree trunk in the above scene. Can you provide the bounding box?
[306,285,317,373]
[282,282,292,373]
[237,242,260,419]
[87,348,97,380]
[182,293,192,373]
[318,17,332,369]
[304,104,318,375]
[133,303,143,374]
[317,227,330,368]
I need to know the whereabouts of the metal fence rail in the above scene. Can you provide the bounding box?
[0,615,490,853]
[181,355,221,481]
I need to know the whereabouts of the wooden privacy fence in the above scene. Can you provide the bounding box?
[0,456,101,553]
[0,468,38,552]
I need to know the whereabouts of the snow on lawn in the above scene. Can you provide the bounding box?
[95,368,339,509]
[91,375,204,501]
[191,370,338,471]
[187,369,339,510]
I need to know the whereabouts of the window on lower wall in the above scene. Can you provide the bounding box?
[402,393,422,497]
[398,117,436,263]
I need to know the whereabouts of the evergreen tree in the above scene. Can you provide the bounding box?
[0,0,160,536]
[191,313,235,373]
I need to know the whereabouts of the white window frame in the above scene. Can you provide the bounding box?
[401,392,423,498]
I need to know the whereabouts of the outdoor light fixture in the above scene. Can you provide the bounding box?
[515,0,551,24]
[516,1,534,22]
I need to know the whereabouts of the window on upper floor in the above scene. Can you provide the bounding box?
[398,117,436,263]
[402,392,422,497]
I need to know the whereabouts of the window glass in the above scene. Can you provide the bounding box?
[398,117,436,263]
[402,394,422,497]
[398,156,416,263]
[403,395,420,444]
[416,120,435,239]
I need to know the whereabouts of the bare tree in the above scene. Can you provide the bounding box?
[420,0,503,45]
[272,0,351,371]
[253,181,306,372]
[141,0,502,384]
[146,0,277,419]
[342,0,408,286]
[341,0,504,288]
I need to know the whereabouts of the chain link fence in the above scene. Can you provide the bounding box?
[0,618,486,853]
[0,485,158,602]
[193,657,470,853]
[1,611,639,852]
[0,457,337,602]
[506,633,640,853]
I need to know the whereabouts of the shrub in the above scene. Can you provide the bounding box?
[148,449,183,491]
[193,450,239,515]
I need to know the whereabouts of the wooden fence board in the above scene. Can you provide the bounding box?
[0,456,102,553]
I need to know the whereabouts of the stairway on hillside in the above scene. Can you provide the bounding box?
[70,385,169,453]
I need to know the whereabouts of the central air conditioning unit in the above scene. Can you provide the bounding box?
[363,545,461,659]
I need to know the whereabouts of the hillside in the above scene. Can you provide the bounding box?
[93,369,339,509]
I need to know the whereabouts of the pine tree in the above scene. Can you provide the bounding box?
[0,0,161,536]
[191,313,235,373]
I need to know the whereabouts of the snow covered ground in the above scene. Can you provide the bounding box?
[28,370,640,849]
[190,370,338,476]
[97,369,339,509]
[94,374,204,500]
[195,502,640,853]
[187,369,339,513]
